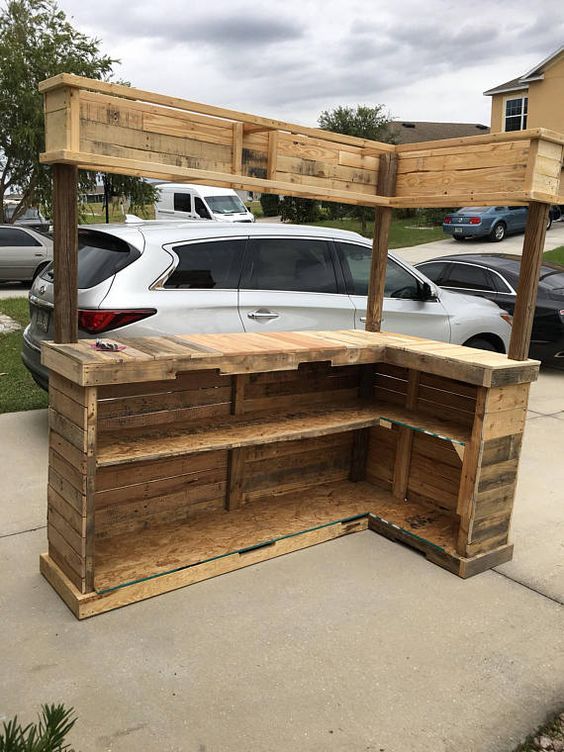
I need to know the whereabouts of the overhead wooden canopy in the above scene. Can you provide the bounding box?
[39,73,564,209]
[39,74,564,361]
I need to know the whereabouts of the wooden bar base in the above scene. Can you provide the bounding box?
[40,511,513,620]
[40,330,538,619]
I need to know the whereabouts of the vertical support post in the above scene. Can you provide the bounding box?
[52,163,78,343]
[226,374,248,510]
[508,201,550,360]
[267,131,279,180]
[392,371,420,499]
[232,122,243,175]
[365,153,398,331]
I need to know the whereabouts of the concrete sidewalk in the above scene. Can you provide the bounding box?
[1,372,563,752]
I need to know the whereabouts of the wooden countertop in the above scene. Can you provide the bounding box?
[41,330,539,388]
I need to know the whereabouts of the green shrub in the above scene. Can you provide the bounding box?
[0,704,76,752]
[259,193,281,217]
[279,197,322,224]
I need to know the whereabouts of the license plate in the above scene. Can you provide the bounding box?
[33,306,50,333]
[454,227,463,234]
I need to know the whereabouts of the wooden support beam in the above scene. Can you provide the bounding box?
[267,131,279,180]
[392,371,420,499]
[232,122,243,174]
[52,164,78,343]
[350,428,370,482]
[508,202,550,360]
[365,153,398,331]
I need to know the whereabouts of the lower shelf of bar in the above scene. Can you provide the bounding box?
[93,480,458,592]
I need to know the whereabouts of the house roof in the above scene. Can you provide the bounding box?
[484,46,564,96]
[389,121,490,144]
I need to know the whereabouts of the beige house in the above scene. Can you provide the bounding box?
[484,46,564,134]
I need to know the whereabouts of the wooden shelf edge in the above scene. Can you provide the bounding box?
[97,404,471,468]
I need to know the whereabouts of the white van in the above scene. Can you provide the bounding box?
[154,183,255,223]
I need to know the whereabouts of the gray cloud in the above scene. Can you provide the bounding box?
[116,12,303,47]
[58,0,564,126]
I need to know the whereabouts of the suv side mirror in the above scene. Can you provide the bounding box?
[419,281,437,301]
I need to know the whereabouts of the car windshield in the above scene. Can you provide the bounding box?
[4,206,41,220]
[204,195,246,214]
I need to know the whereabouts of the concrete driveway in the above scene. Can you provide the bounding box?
[397,217,564,265]
[1,368,563,752]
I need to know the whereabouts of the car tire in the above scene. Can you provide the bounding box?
[546,216,553,231]
[489,222,506,242]
[464,336,499,352]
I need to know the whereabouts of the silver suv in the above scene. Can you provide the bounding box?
[22,221,512,389]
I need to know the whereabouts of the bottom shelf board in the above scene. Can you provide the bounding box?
[93,480,457,593]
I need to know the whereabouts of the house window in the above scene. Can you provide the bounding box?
[504,96,528,131]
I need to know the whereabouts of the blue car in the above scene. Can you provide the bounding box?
[443,206,553,242]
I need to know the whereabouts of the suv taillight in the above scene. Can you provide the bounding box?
[78,309,156,334]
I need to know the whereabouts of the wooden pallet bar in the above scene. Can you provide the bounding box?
[40,331,538,618]
[37,75,563,618]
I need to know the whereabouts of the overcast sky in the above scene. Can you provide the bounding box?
[58,0,564,128]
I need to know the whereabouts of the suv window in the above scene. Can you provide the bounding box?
[173,193,192,213]
[41,230,140,288]
[0,227,40,247]
[243,238,338,293]
[444,263,497,292]
[338,242,421,299]
[165,239,245,289]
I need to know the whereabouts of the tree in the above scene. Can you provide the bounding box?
[0,0,156,222]
[318,104,395,234]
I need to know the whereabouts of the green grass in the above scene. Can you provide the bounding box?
[80,202,155,224]
[544,245,564,265]
[0,298,48,414]
[311,217,444,248]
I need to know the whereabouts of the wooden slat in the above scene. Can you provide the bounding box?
[52,164,78,343]
[365,152,398,331]
[508,201,551,360]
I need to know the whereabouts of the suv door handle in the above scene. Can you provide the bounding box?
[359,316,367,323]
[247,309,280,320]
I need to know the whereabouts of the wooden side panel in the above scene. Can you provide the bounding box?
[457,382,529,556]
[365,424,398,488]
[240,362,362,417]
[395,140,530,201]
[94,450,228,540]
[406,433,462,513]
[77,89,381,200]
[241,433,353,503]
[97,370,232,433]
[47,374,96,593]
[530,140,564,196]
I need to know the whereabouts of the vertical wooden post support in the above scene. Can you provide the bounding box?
[392,370,420,499]
[232,122,243,175]
[226,374,248,510]
[508,201,550,360]
[267,131,279,180]
[365,153,398,331]
[52,164,78,344]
